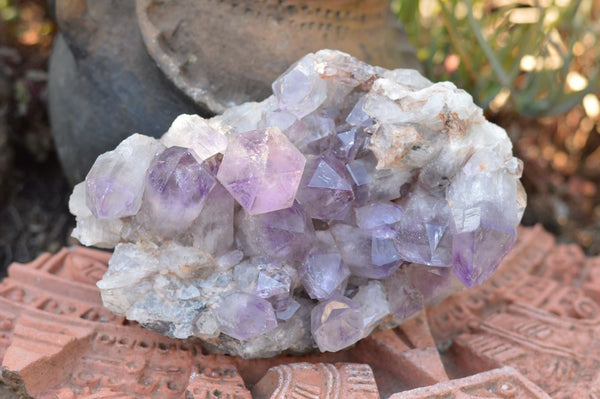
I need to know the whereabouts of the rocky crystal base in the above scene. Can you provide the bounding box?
[70,50,526,358]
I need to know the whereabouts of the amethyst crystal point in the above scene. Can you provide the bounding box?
[451,215,517,287]
[393,188,453,266]
[355,202,403,230]
[383,268,424,324]
[300,231,350,300]
[70,182,124,248]
[217,126,306,215]
[447,150,520,287]
[215,293,277,341]
[311,296,364,352]
[73,49,525,358]
[346,96,374,127]
[346,154,413,204]
[143,146,216,233]
[331,125,366,162]
[292,112,336,155]
[352,281,390,335]
[272,55,327,118]
[296,155,355,220]
[189,182,235,255]
[86,134,165,219]
[408,264,463,306]
[300,252,348,300]
[331,224,402,279]
[254,262,297,311]
[236,202,315,260]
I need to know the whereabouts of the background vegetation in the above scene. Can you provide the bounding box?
[394,0,599,117]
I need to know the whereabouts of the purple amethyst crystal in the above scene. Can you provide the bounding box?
[355,202,403,229]
[331,125,366,162]
[447,149,520,287]
[236,202,315,260]
[451,216,517,287]
[295,155,355,220]
[143,146,217,233]
[272,55,327,118]
[85,134,164,219]
[408,264,462,306]
[217,126,306,215]
[331,224,402,279]
[392,188,453,266]
[72,49,525,358]
[311,296,364,352]
[383,268,424,323]
[254,262,297,311]
[299,231,350,300]
[215,293,277,341]
[300,252,348,300]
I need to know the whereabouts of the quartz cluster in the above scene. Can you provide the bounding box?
[70,49,526,358]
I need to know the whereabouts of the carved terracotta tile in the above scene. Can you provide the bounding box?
[251,362,378,399]
[0,226,598,397]
[388,366,551,398]
[351,322,448,396]
[428,225,600,398]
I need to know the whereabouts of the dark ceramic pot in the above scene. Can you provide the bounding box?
[48,0,420,183]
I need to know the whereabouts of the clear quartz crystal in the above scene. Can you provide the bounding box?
[73,49,525,358]
[353,280,390,336]
[69,182,123,248]
[160,114,227,162]
[85,134,165,219]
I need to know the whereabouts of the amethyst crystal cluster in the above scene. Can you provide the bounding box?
[69,50,526,358]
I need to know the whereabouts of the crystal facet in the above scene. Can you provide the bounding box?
[296,155,355,220]
[215,293,277,341]
[311,296,364,352]
[236,202,315,260]
[85,134,164,219]
[299,231,350,300]
[143,146,217,233]
[160,114,227,163]
[217,127,306,215]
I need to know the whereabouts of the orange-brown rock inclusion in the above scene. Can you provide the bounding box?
[0,225,598,397]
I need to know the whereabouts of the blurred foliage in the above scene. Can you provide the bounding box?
[0,0,55,161]
[1,0,54,49]
[393,0,600,118]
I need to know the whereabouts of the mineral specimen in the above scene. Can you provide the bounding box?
[70,49,525,358]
